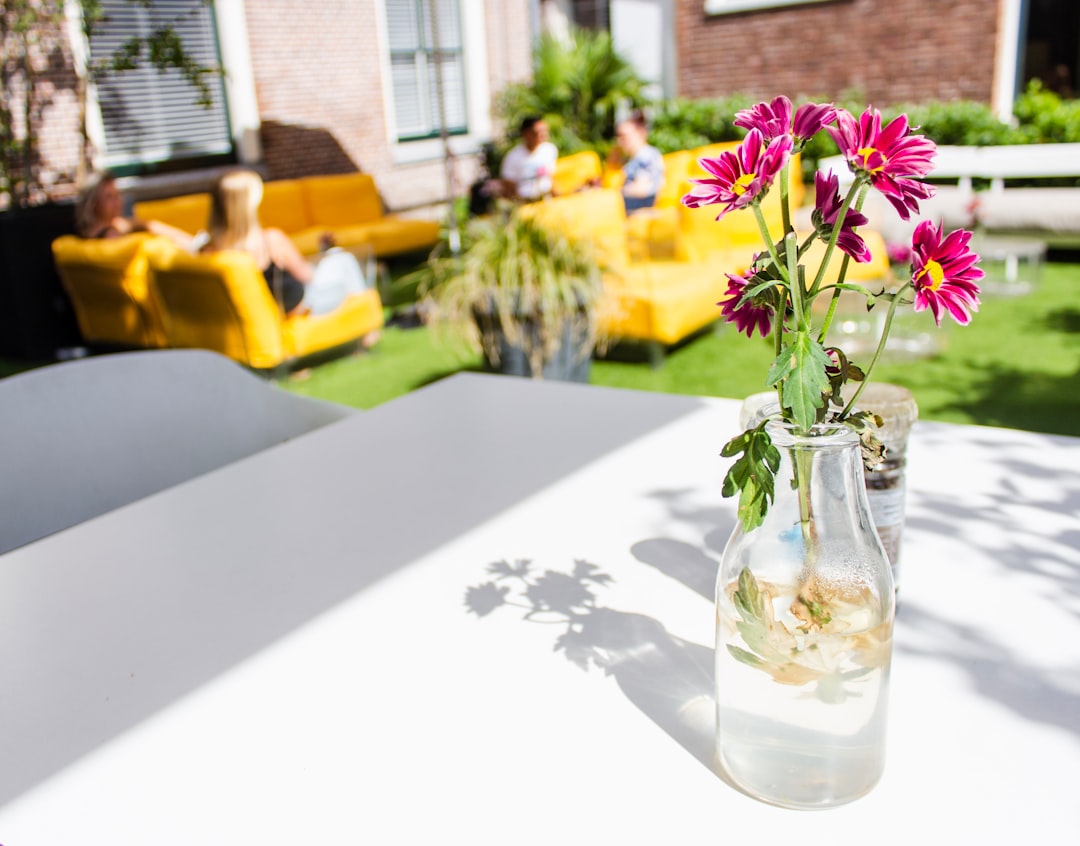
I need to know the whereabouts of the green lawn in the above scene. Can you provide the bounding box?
[4,260,1076,437]
[281,259,1080,437]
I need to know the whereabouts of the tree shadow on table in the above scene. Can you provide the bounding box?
[464,557,719,774]
[897,602,1080,738]
[906,425,1080,610]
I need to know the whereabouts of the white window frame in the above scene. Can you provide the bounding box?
[705,0,831,15]
[376,0,492,165]
[64,0,262,172]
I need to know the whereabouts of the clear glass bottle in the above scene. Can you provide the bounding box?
[715,419,895,809]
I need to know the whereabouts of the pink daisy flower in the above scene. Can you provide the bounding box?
[910,220,983,326]
[812,169,873,263]
[682,129,793,220]
[735,96,836,146]
[828,107,937,220]
[720,270,776,338]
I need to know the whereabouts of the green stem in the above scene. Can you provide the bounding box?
[752,202,787,284]
[815,252,852,343]
[779,160,792,235]
[784,230,806,331]
[839,281,913,419]
[794,445,816,551]
[809,178,865,297]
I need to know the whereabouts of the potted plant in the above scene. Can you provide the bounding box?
[417,210,606,382]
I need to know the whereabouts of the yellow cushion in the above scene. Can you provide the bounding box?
[522,188,632,272]
[675,201,781,264]
[600,166,625,191]
[522,188,740,345]
[284,289,384,358]
[132,194,210,236]
[288,228,333,258]
[552,151,603,196]
[654,150,694,209]
[327,218,440,258]
[51,233,168,348]
[302,173,384,228]
[148,244,384,370]
[260,179,309,234]
[599,259,734,346]
[149,246,287,369]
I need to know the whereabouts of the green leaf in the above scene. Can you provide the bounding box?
[727,644,766,668]
[767,332,831,430]
[720,424,779,531]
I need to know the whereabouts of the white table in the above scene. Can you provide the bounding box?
[2,373,1078,842]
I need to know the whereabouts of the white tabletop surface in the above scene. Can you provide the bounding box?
[1,373,1078,843]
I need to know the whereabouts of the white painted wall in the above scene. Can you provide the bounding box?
[610,0,675,98]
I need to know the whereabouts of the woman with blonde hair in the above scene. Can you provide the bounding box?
[203,169,368,316]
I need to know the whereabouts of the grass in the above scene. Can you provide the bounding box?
[280,258,1080,437]
[4,259,1077,438]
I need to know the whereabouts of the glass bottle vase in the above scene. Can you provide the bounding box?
[715,418,895,809]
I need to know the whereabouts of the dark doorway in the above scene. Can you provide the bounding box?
[1023,0,1080,97]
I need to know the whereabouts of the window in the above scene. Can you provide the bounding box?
[386,0,468,141]
[572,0,610,30]
[88,0,233,174]
[704,0,831,14]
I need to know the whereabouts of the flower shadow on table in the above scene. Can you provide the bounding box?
[465,558,719,773]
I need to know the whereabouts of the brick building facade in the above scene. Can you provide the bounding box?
[674,0,1001,106]
[4,0,534,213]
[243,0,534,211]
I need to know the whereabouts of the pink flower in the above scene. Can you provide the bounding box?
[828,107,937,220]
[812,170,872,263]
[682,129,793,220]
[910,220,983,326]
[735,96,836,145]
[886,241,913,264]
[720,270,775,338]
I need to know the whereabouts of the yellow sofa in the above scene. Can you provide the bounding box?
[624,142,806,261]
[145,242,384,371]
[52,233,169,349]
[51,233,384,369]
[134,172,441,259]
[552,151,604,196]
[524,188,760,348]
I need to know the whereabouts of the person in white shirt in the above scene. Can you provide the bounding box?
[497,116,558,201]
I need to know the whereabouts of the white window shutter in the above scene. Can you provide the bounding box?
[386,0,467,141]
[90,0,232,170]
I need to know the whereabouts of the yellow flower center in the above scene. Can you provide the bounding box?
[856,146,887,175]
[916,259,945,290]
[733,172,756,195]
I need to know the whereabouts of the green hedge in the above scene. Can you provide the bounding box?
[647,82,1080,173]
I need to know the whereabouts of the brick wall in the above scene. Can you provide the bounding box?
[675,0,1000,107]
[9,1,535,211]
[1,11,80,207]
[244,0,535,211]
[243,2,389,180]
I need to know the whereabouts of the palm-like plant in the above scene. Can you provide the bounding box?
[416,211,606,379]
[495,28,648,155]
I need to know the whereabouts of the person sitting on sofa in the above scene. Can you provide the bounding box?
[75,171,195,249]
[497,116,559,202]
[202,169,370,318]
[610,110,665,215]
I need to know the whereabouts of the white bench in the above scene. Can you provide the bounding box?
[819,143,1080,247]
